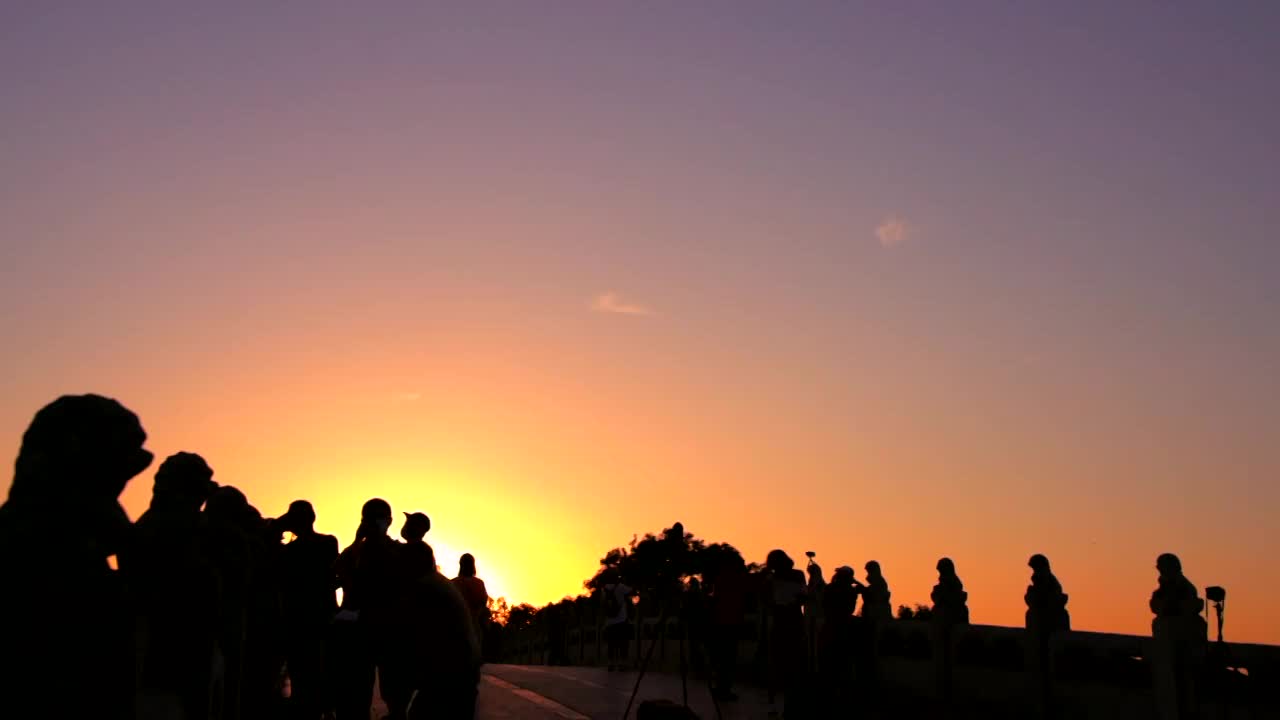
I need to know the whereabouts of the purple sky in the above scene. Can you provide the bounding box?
[2,2,1278,639]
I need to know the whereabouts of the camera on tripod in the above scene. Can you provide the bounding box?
[1205,586,1226,642]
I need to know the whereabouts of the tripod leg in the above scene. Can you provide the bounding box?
[679,620,688,707]
[699,627,724,720]
[623,614,666,720]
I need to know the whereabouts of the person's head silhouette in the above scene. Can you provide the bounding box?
[206,485,252,527]
[360,498,392,537]
[286,499,316,533]
[459,552,477,578]
[865,560,882,579]
[766,549,794,574]
[1029,554,1051,573]
[937,557,957,579]
[152,452,216,509]
[401,511,430,542]
[1156,553,1182,579]
[11,394,153,506]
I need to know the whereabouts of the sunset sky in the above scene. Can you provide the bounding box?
[2,3,1278,643]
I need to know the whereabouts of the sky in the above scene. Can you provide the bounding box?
[2,2,1278,643]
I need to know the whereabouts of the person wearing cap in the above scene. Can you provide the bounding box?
[399,511,436,579]
[121,452,222,720]
[278,500,339,720]
[0,394,154,720]
[378,511,436,720]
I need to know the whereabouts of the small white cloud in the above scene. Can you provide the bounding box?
[875,216,911,247]
[591,292,654,317]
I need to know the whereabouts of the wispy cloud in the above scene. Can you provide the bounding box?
[591,291,655,317]
[875,216,911,247]
[394,392,422,403]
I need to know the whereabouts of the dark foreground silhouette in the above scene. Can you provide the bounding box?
[0,395,1239,720]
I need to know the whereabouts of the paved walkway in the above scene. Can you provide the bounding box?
[480,665,772,719]
[373,665,773,719]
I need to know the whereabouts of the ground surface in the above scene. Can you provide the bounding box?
[371,664,773,719]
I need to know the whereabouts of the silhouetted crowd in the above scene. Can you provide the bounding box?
[0,395,489,720]
[0,395,1215,720]
[597,524,1210,719]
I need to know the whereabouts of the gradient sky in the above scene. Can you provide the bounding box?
[3,2,1278,643]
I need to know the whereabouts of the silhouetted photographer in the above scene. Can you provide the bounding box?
[0,395,154,720]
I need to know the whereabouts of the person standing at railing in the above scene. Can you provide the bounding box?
[1149,553,1206,720]
[1025,554,1069,718]
[930,557,969,704]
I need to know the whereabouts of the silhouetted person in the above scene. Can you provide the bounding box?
[380,511,435,720]
[805,560,826,672]
[859,561,891,622]
[1150,553,1206,720]
[0,395,153,720]
[399,511,436,578]
[453,553,490,642]
[930,557,969,704]
[122,452,221,720]
[332,498,401,720]
[857,561,891,699]
[402,568,482,719]
[707,553,749,700]
[1025,554,1069,717]
[601,570,635,671]
[931,557,969,625]
[765,549,809,719]
[205,485,284,720]
[1025,554,1069,633]
[278,500,339,720]
[818,566,858,705]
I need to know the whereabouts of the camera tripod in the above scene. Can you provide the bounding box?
[1203,591,1242,717]
[621,590,723,720]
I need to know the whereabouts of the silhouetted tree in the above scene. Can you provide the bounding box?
[505,603,537,632]
[487,596,511,627]
[897,604,933,621]
[585,527,744,595]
